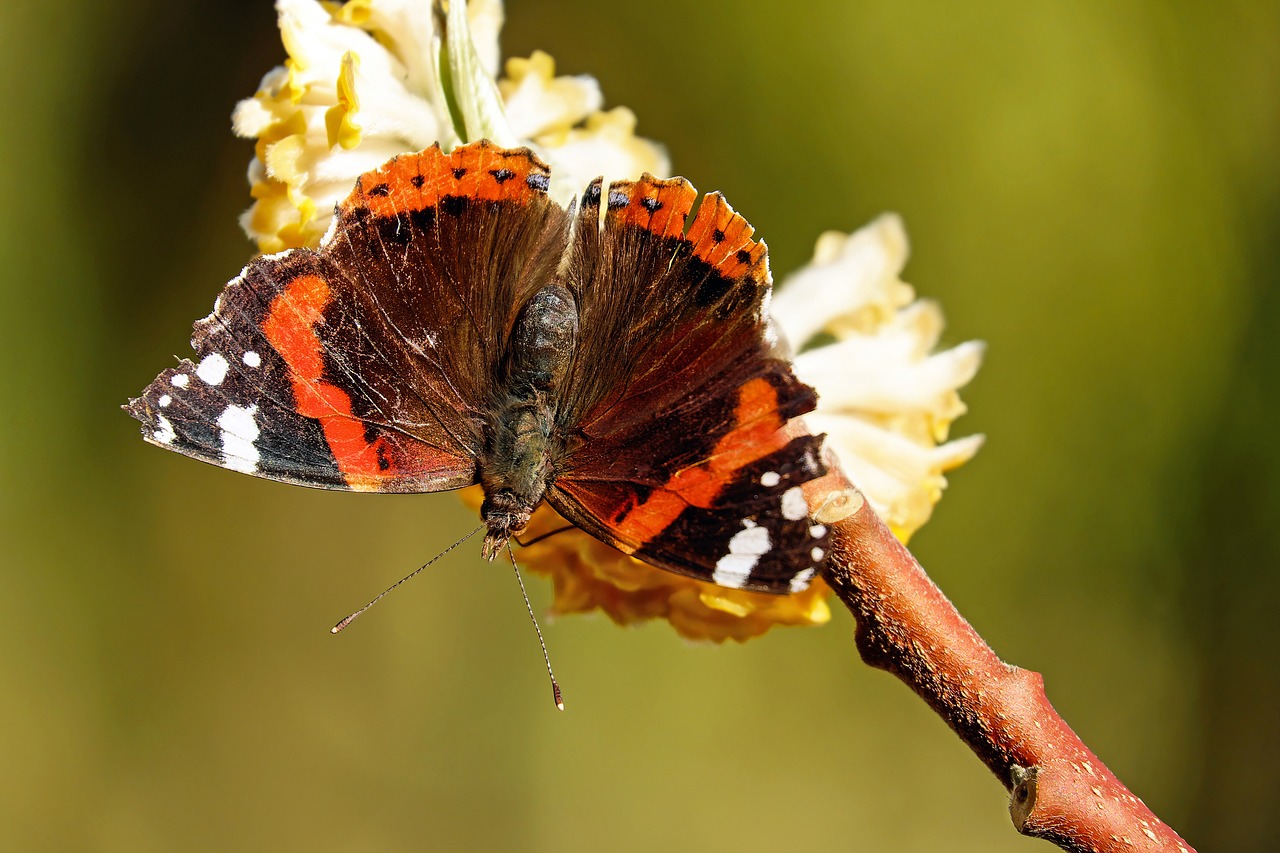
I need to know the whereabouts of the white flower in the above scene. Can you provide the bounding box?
[771,214,985,541]
[233,0,668,252]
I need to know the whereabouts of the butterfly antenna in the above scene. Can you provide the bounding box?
[507,542,564,711]
[331,523,484,634]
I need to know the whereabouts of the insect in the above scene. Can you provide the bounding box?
[127,140,829,602]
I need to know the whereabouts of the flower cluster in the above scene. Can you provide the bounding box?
[232,0,667,252]
[772,216,984,542]
[233,0,982,641]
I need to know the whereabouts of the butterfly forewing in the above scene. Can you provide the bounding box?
[127,250,358,489]
[548,175,830,593]
[128,142,571,493]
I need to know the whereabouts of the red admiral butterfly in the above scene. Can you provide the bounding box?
[127,141,830,595]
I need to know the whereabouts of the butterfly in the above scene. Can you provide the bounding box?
[126,140,830,595]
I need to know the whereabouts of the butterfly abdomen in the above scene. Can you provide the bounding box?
[480,284,580,558]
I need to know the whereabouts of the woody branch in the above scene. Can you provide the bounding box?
[799,449,1193,852]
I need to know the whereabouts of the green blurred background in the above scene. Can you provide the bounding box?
[3,1,1277,850]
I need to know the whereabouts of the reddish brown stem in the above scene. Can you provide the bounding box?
[804,470,1193,852]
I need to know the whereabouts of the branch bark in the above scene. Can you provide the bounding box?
[802,465,1193,851]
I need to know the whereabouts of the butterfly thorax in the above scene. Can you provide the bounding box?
[479,284,579,560]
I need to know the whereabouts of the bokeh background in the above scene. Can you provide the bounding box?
[3,1,1277,850]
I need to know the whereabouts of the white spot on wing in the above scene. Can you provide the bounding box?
[197,353,230,386]
[781,486,808,520]
[789,567,816,593]
[171,373,189,388]
[158,394,171,407]
[712,523,772,589]
[153,414,176,445]
[760,471,780,487]
[810,524,827,539]
[242,350,261,368]
[811,547,824,562]
[217,404,260,474]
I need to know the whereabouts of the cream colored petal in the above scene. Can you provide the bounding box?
[795,338,985,415]
[333,0,441,93]
[536,108,671,206]
[812,414,985,537]
[501,51,603,139]
[307,141,416,185]
[278,0,376,78]
[232,87,287,138]
[341,66,441,147]
[771,214,913,349]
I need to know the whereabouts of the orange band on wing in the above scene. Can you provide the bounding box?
[611,377,791,545]
[606,175,697,239]
[684,192,767,280]
[339,141,551,221]
[261,273,387,489]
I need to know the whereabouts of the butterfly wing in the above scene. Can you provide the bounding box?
[547,176,831,593]
[127,141,572,493]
